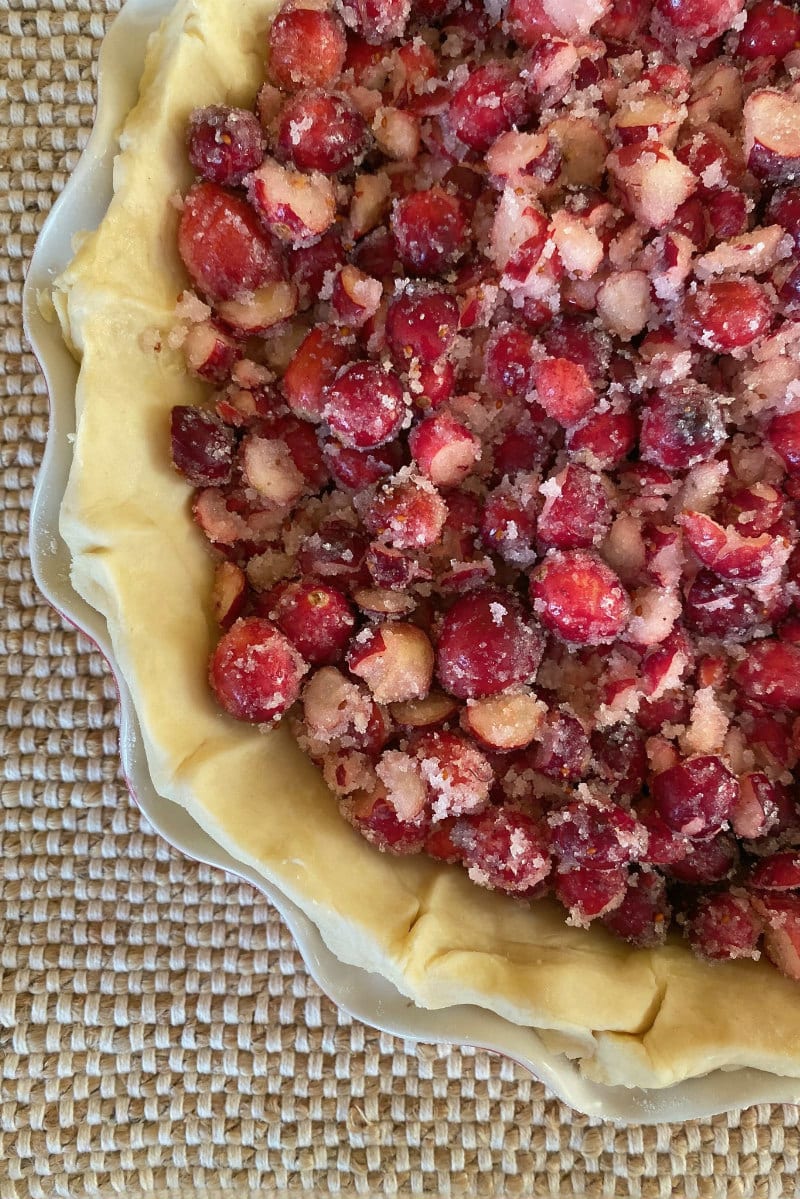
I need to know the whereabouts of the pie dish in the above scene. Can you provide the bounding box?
[25,0,800,1116]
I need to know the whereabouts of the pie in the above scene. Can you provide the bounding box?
[53,0,800,1090]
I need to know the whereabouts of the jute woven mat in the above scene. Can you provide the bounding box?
[3,2,800,1195]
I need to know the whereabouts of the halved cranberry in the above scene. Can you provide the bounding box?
[264,579,355,666]
[682,279,772,353]
[408,411,481,488]
[178,182,285,301]
[362,474,448,549]
[734,640,800,711]
[555,866,628,926]
[343,788,430,854]
[493,424,552,479]
[549,799,646,869]
[268,5,348,90]
[768,411,800,473]
[323,440,400,491]
[297,520,368,585]
[484,325,538,399]
[684,571,764,640]
[448,62,527,153]
[737,0,800,60]
[282,326,350,422]
[436,588,545,700]
[767,187,800,249]
[637,689,692,734]
[602,870,671,948]
[452,806,551,893]
[187,106,265,186]
[323,361,406,449]
[247,159,336,247]
[639,383,724,471]
[686,891,762,960]
[542,316,610,386]
[385,288,459,365]
[591,725,647,797]
[288,229,346,309]
[529,550,630,646]
[536,463,611,550]
[276,89,367,174]
[732,771,783,840]
[652,755,738,838]
[706,188,748,240]
[653,0,745,41]
[533,711,591,781]
[480,485,538,564]
[411,729,493,817]
[391,188,468,275]
[566,410,636,469]
[532,357,596,427]
[756,893,800,979]
[209,617,307,724]
[750,852,800,891]
[170,406,235,486]
[666,830,739,884]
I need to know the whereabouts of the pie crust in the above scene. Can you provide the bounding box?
[53,0,800,1090]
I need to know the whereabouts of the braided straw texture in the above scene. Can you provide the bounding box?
[3,1,800,1194]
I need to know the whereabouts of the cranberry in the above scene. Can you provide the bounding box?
[453,806,551,893]
[411,730,493,817]
[532,712,591,781]
[424,816,462,864]
[408,411,481,488]
[413,359,457,411]
[484,326,538,399]
[344,789,430,854]
[566,410,636,469]
[670,196,710,249]
[209,617,307,724]
[391,188,469,275]
[602,870,671,948]
[170,406,235,487]
[675,130,737,195]
[767,187,800,248]
[591,724,647,797]
[706,188,748,240]
[750,851,800,891]
[734,640,800,711]
[684,571,765,640]
[537,464,611,551]
[768,411,800,473]
[493,424,552,479]
[366,542,425,590]
[324,440,400,491]
[264,579,355,665]
[639,383,725,471]
[548,799,646,869]
[288,229,346,309]
[323,362,406,449]
[276,89,367,174]
[757,893,800,980]
[682,280,772,353]
[345,0,411,41]
[297,520,368,584]
[187,106,265,186]
[666,830,739,884]
[529,550,630,646]
[653,0,745,41]
[178,182,285,301]
[480,485,537,563]
[778,263,800,312]
[282,326,350,422]
[737,1,800,59]
[637,690,692,734]
[652,755,738,838]
[363,474,448,549]
[448,63,527,153]
[555,866,628,925]
[532,358,596,427]
[436,588,545,700]
[686,891,762,961]
[268,5,348,90]
[385,289,459,365]
[542,316,610,385]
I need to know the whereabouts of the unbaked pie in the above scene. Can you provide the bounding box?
[54,0,800,1089]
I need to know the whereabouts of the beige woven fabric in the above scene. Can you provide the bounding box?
[3,2,800,1195]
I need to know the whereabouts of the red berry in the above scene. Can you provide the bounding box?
[170,406,235,486]
[566,409,636,469]
[492,424,552,479]
[363,474,448,549]
[602,870,671,948]
[297,519,368,584]
[323,440,400,491]
[343,788,430,854]
[554,866,629,926]
[448,62,527,153]
[654,0,745,41]
[532,711,591,781]
[344,0,411,41]
[282,325,350,422]
[734,640,800,711]
[391,188,469,275]
[548,799,646,869]
[666,831,739,885]
[529,550,630,646]
[750,851,800,891]
[591,724,647,797]
[268,5,348,90]
[686,891,762,960]
[453,806,551,893]
[187,106,265,186]
[264,579,356,665]
[706,187,748,240]
[178,182,285,301]
[536,463,611,550]
[682,279,772,353]
[767,186,800,248]
[684,570,764,639]
[412,730,493,818]
[480,485,538,564]
[652,754,739,838]
[288,229,346,309]
[276,89,367,174]
[385,288,459,365]
[768,411,800,473]
[436,588,545,700]
[532,357,596,427]
[323,362,406,449]
[757,893,800,979]
[639,383,725,471]
[484,325,538,399]
[209,617,307,723]
[737,1,800,60]
[542,316,610,385]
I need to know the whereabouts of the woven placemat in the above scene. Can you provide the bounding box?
[2,2,800,1195]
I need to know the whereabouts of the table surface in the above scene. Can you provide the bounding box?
[3,1,800,1195]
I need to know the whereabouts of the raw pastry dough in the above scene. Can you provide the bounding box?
[54,0,800,1089]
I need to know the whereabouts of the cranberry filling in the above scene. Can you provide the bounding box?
[169,0,800,981]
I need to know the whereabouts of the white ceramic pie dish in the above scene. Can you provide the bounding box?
[22,0,800,1122]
